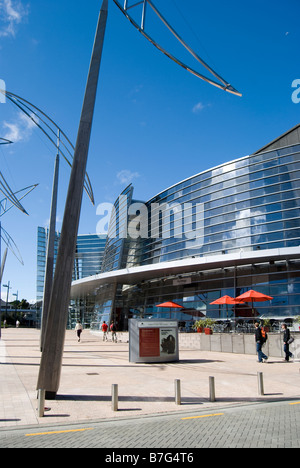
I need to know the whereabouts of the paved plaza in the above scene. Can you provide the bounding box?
[1,328,300,431]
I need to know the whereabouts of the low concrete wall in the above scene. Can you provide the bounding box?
[91,330,300,359]
[179,332,300,359]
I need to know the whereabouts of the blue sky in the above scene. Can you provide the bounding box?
[0,0,299,302]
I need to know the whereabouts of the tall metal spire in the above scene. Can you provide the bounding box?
[40,132,60,352]
[37,0,109,398]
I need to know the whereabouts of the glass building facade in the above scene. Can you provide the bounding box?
[36,226,60,304]
[71,125,300,330]
[37,227,107,327]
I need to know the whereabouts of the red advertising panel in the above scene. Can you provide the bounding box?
[139,328,160,358]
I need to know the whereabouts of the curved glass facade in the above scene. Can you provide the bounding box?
[137,144,300,265]
[101,184,134,272]
[72,125,300,329]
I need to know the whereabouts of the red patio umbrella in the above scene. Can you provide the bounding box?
[156,301,184,318]
[210,295,244,305]
[156,302,184,308]
[235,290,273,319]
[210,295,245,319]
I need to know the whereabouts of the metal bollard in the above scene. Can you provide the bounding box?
[112,384,118,411]
[257,372,264,396]
[175,379,181,405]
[37,389,45,418]
[209,376,216,402]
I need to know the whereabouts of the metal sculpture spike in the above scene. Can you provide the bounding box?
[1,226,24,265]
[0,183,39,216]
[0,170,28,214]
[0,90,95,205]
[113,0,241,96]
[0,138,13,145]
[0,182,38,264]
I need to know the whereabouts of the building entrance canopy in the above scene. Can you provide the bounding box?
[71,246,300,298]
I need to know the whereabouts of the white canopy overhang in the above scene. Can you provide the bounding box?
[70,246,300,298]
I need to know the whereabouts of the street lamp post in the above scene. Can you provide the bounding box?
[13,291,18,323]
[3,281,11,323]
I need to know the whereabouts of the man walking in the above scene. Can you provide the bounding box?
[101,321,108,341]
[281,323,293,362]
[110,321,117,342]
[255,322,268,363]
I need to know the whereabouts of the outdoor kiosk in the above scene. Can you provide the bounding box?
[129,319,179,363]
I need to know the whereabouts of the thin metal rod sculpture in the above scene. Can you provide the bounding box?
[113,0,241,96]
[0,226,24,265]
[0,175,38,265]
[0,184,38,217]
[0,247,8,339]
[37,0,108,398]
[40,135,60,351]
[0,171,28,214]
[0,90,95,205]
[0,248,8,284]
[0,138,13,145]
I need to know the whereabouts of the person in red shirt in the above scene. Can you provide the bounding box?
[110,321,117,343]
[101,321,108,341]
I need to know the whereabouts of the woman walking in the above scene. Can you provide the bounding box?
[75,320,83,342]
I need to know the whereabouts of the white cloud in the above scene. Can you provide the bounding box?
[192,102,209,114]
[44,215,62,229]
[128,84,143,103]
[116,170,140,185]
[0,0,28,38]
[3,111,37,143]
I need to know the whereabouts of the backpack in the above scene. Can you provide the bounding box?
[261,328,268,343]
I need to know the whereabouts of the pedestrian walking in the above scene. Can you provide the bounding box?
[281,323,293,362]
[110,321,117,342]
[75,320,83,342]
[101,321,108,341]
[255,322,268,363]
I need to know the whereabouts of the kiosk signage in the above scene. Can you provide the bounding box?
[129,319,179,363]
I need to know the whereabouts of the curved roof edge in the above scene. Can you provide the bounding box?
[147,123,300,204]
[146,154,248,204]
[254,123,300,155]
[71,246,300,298]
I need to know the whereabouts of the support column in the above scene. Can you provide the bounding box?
[37,0,108,399]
